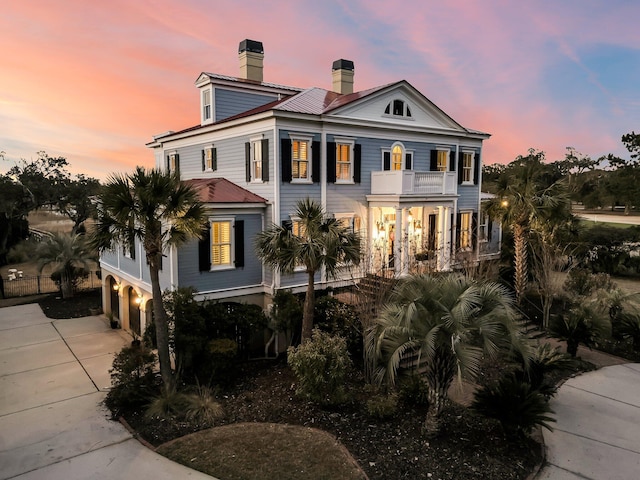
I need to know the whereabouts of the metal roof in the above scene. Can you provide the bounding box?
[184,178,267,204]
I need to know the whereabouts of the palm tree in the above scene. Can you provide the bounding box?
[255,198,361,343]
[368,273,525,435]
[485,150,570,304]
[91,167,205,390]
[36,232,95,299]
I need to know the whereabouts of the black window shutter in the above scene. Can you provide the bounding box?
[405,153,412,170]
[281,138,292,182]
[449,151,455,171]
[383,151,391,170]
[354,144,362,183]
[312,141,320,182]
[472,213,478,251]
[487,218,493,242]
[175,154,180,175]
[212,147,217,171]
[474,153,480,185]
[430,150,437,171]
[450,213,455,255]
[198,225,211,272]
[166,155,170,171]
[130,241,135,260]
[234,220,244,268]
[326,142,336,182]
[201,150,205,171]
[245,142,251,182]
[455,213,461,250]
[458,154,464,184]
[261,139,269,181]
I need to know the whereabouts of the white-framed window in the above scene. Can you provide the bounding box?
[459,212,472,250]
[382,143,413,171]
[251,136,263,182]
[167,151,179,173]
[210,219,234,269]
[290,135,312,182]
[462,151,474,184]
[384,99,412,118]
[202,88,212,123]
[437,149,449,172]
[203,146,215,171]
[478,212,489,242]
[334,137,354,183]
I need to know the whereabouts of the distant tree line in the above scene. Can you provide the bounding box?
[0,151,101,265]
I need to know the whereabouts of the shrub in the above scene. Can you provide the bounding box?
[287,329,352,405]
[314,295,362,360]
[146,389,191,419]
[398,374,430,407]
[564,268,613,297]
[618,313,640,351]
[270,289,303,342]
[104,346,157,416]
[365,391,399,419]
[184,383,224,425]
[549,304,610,357]
[472,374,556,438]
[206,338,238,384]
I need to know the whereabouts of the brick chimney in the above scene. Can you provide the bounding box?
[239,39,264,82]
[332,59,354,94]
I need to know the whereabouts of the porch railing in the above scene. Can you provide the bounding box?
[370,170,457,195]
[1,271,102,298]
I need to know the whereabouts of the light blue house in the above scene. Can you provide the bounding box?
[99,39,500,337]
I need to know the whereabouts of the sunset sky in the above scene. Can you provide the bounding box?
[1,0,638,181]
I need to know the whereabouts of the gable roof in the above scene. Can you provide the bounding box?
[184,178,267,204]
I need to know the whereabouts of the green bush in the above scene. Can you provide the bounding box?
[104,346,157,416]
[550,304,610,357]
[314,295,362,360]
[206,338,238,384]
[184,383,224,425]
[472,374,556,438]
[618,313,640,351]
[146,389,191,419]
[287,329,352,406]
[398,373,430,407]
[270,290,303,340]
[365,392,399,419]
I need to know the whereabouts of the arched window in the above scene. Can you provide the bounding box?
[384,99,412,118]
[382,142,413,171]
[392,145,403,170]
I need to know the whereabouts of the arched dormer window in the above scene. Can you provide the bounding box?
[384,99,412,118]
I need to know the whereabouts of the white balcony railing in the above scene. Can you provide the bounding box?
[370,170,457,195]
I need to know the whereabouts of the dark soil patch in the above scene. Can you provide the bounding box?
[38,289,102,318]
[124,360,542,480]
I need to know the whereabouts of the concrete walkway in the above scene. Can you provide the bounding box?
[0,304,215,480]
[537,344,640,480]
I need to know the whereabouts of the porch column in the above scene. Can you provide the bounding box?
[436,206,452,271]
[395,207,403,276]
[401,208,410,276]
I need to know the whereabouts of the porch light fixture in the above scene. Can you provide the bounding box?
[377,221,385,232]
[414,220,422,230]
[501,199,509,208]
[112,282,120,291]
[135,294,143,305]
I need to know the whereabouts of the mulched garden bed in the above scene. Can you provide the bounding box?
[38,289,102,318]
[123,360,542,480]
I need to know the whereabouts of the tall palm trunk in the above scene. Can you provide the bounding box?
[60,271,74,299]
[302,270,315,343]
[513,223,528,304]
[148,254,173,391]
[424,349,457,436]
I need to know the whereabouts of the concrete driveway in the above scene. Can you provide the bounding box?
[0,303,215,480]
[538,364,640,480]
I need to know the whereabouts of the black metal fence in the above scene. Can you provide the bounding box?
[2,271,102,298]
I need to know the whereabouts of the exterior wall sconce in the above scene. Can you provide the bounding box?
[135,294,143,305]
[113,282,120,291]
[414,220,422,230]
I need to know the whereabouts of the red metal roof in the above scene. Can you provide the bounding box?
[184,178,267,204]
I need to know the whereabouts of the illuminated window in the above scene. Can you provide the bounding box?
[202,89,211,122]
[334,137,355,182]
[462,152,474,183]
[211,221,232,267]
[392,145,403,171]
[292,140,310,180]
[459,212,472,250]
[437,150,448,172]
[252,140,263,181]
[203,146,215,171]
[167,152,179,174]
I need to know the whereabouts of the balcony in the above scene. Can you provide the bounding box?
[370,170,457,196]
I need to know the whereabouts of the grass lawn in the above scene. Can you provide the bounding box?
[156,423,367,480]
[579,219,636,229]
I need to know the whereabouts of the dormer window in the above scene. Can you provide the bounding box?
[384,99,412,118]
[202,88,212,123]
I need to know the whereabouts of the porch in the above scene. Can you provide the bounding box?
[371,170,457,196]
